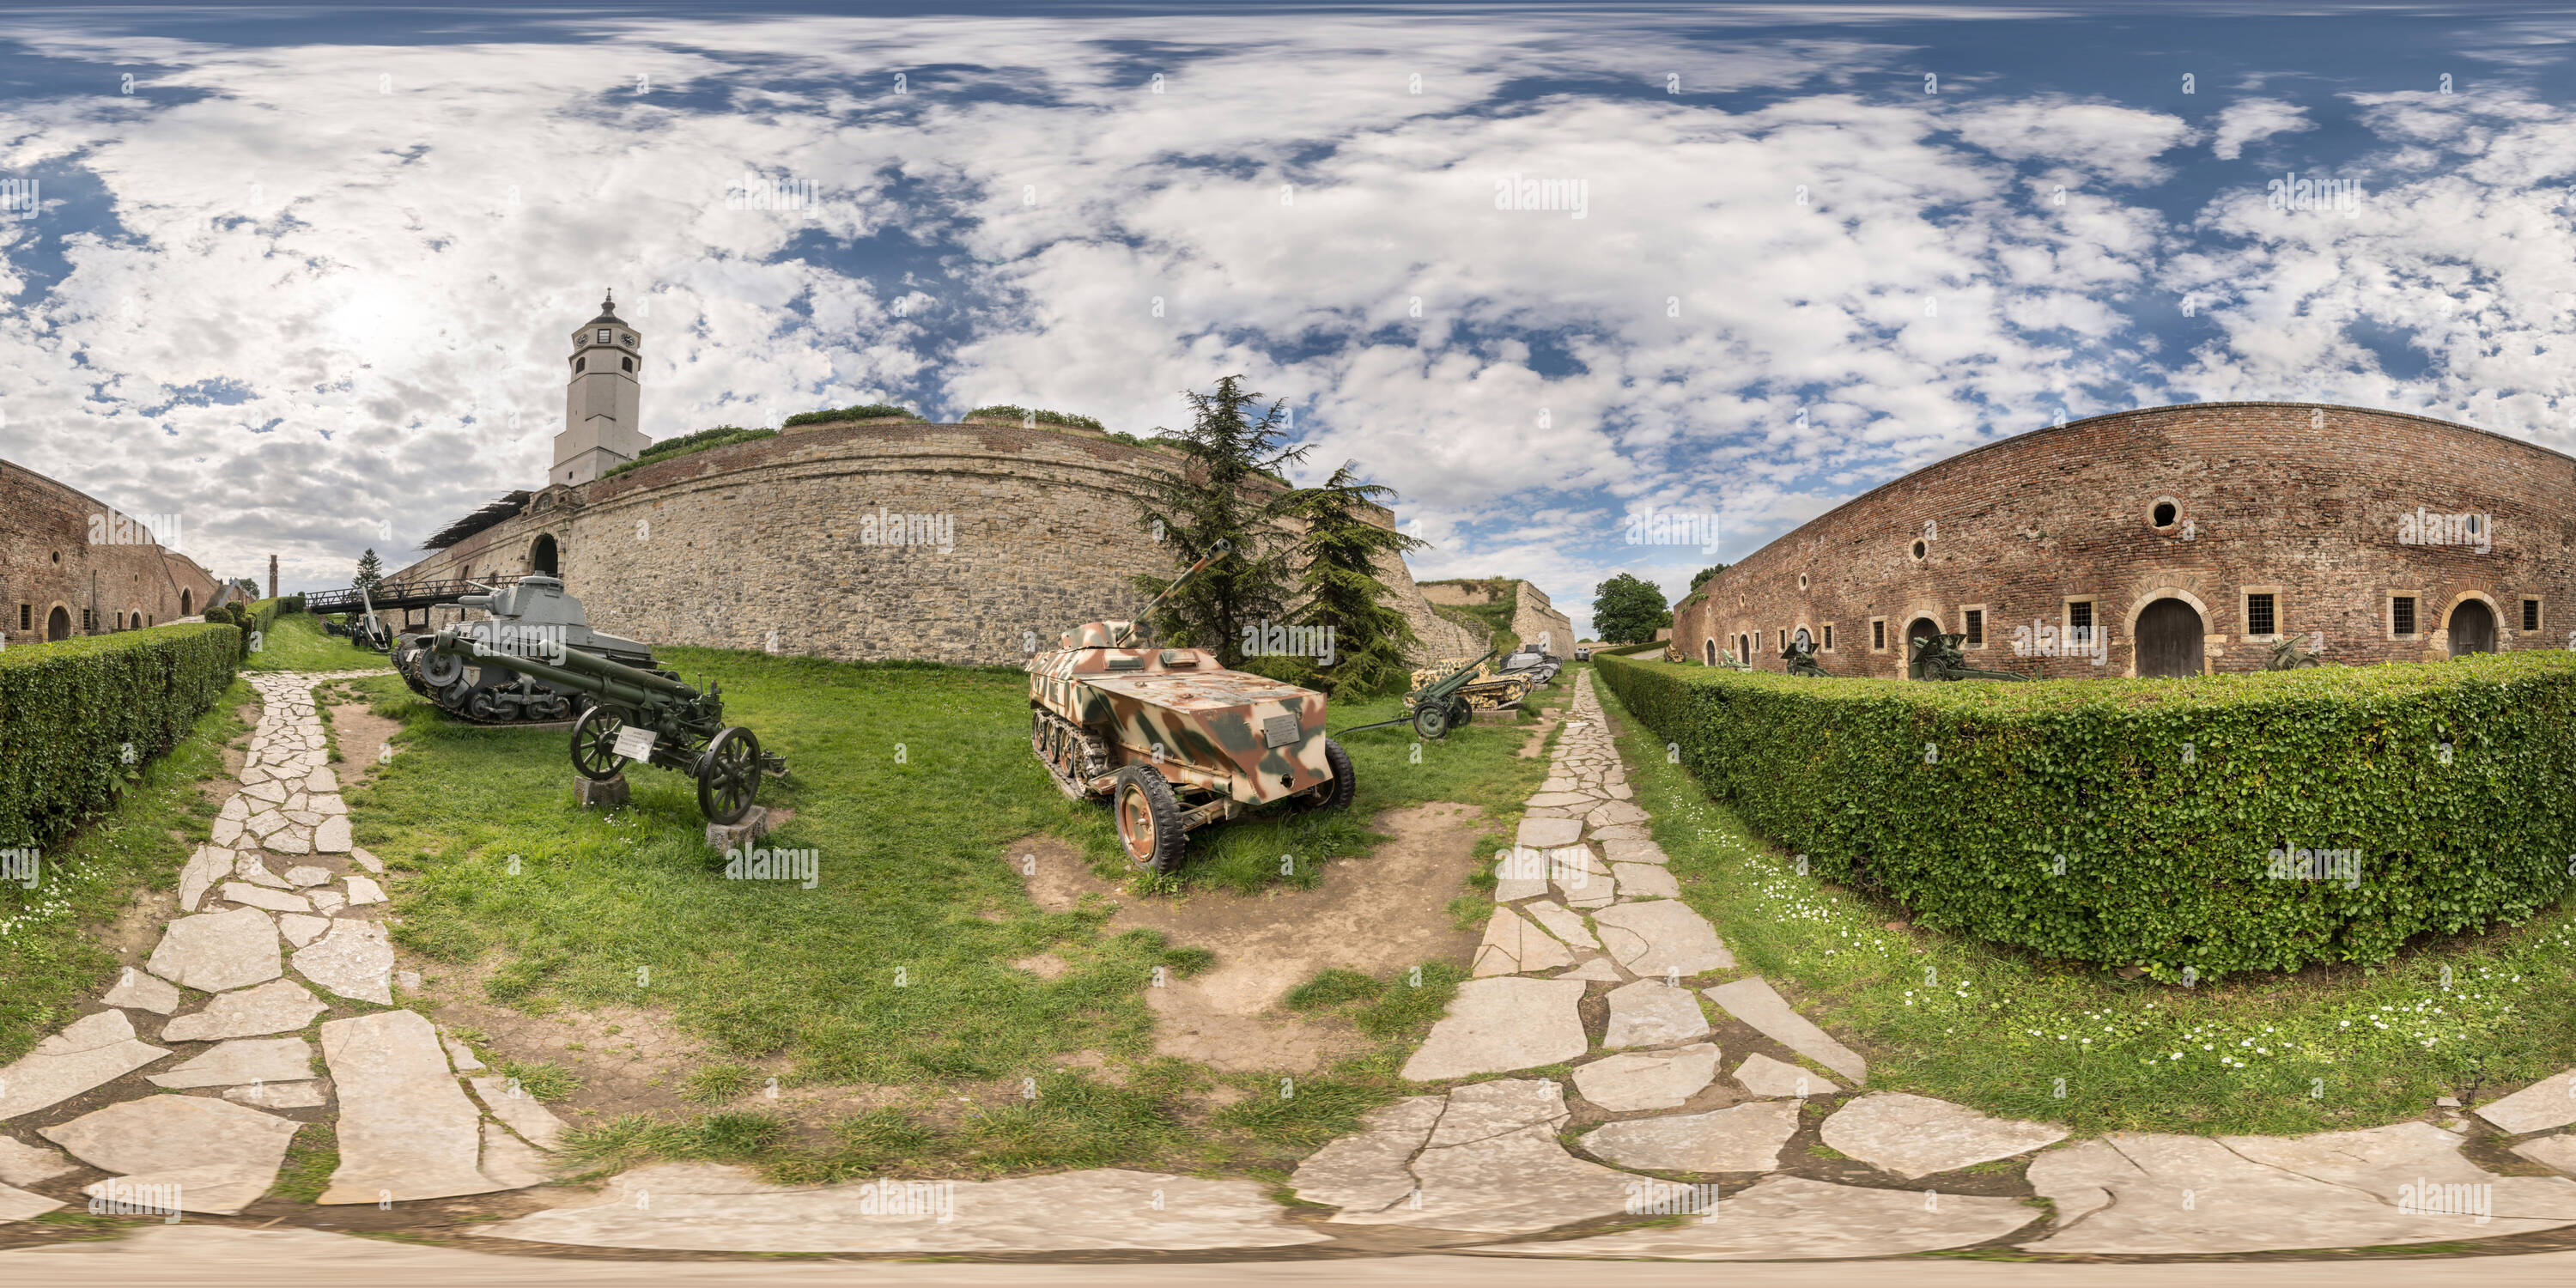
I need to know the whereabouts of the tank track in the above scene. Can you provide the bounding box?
[1031,708,1112,800]
[392,635,586,727]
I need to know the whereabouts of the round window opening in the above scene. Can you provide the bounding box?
[2152,501,2178,527]
[1798,573,1810,591]
[1910,539,1928,560]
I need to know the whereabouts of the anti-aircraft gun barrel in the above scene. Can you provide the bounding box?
[1109,546,1224,647]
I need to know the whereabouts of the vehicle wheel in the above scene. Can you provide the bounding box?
[418,647,464,690]
[1294,738,1356,812]
[1110,765,1188,873]
[696,726,762,825]
[570,705,629,781]
[1449,697,1475,727]
[1413,702,1450,740]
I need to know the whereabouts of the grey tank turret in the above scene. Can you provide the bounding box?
[395,576,659,724]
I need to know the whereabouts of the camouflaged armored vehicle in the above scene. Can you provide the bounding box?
[1028,554,1354,872]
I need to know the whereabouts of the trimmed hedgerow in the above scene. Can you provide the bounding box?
[781,404,919,428]
[0,623,240,847]
[1595,651,2576,979]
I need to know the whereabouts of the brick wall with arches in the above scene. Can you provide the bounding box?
[1673,403,2576,679]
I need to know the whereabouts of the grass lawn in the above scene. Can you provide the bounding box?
[1585,663,2576,1137]
[0,678,249,1061]
[347,646,1560,1176]
[240,611,397,673]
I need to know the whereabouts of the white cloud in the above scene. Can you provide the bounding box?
[2208,98,2315,161]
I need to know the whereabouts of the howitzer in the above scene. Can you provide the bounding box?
[1782,639,1831,677]
[428,627,785,823]
[1338,646,1505,740]
[1910,632,2027,682]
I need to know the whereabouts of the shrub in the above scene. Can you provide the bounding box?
[601,427,781,478]
[1595,651,2576,978]
[0,623,240,847]
[781,404,918,428]
[966,404,1108,432]
[280,592,307,615]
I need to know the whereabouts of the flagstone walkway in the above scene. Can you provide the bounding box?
[9,666,2576,1261]
[0,671,571,1220]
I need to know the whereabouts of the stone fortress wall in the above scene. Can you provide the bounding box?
[392,417,1485,669]
[1417,578,1579,656]
[1674,403,2576,679]
[1,457,222,645]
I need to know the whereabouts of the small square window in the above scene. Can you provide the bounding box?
[2524,598,2541,632]
[1964,609,1984,646]
[598,327,611,343]
[2068,599,2094,646]
[16,604,27,630]
[2393,596,2417,636]
[1822,623,1834,650]
[1873,619,1886,650]
[2247,592,2275,636]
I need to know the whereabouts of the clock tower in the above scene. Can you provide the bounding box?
[550,290,649,485]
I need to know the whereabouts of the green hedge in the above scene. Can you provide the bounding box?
[0,623,241,847]
[966,404,1107,432]
[1595,652,2576,978]
[1591,640,1664,657]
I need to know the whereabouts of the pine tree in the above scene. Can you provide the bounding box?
[353,549,384,592]
[1274,465,1426,697]
[1128,376,1309,667]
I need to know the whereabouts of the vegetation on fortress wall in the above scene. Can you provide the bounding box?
[602,426,782,478]
[1596,650,2576,978]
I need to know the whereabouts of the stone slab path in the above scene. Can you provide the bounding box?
[14,664,2576,1263]
[1290,670,2576,1259]
[0,671,568,1224]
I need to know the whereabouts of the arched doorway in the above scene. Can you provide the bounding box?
[46,606,70,641]
[180,588,192,616]
[531,533,560,576]
[1704,638,1716,665]
[1792,626,1813,649]
[2448,599,2496,656]
[1905,617,1941,679]
[2136,598,2205,677]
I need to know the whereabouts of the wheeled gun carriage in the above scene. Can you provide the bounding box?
[427,626,786,823]
[1781,638,1832,677]
[1338,646,1504,741]
[321,584,396,652]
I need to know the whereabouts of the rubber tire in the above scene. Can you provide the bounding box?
[1293,738,1356,812]
[1110,765,1188,873]
[1413,702,1450,740]
[1449,698,1474,727]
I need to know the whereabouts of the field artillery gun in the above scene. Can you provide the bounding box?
[1336,647,1504,741]
[1909,632,2027,682]
[1400,649,1534,726]
[427,623,784,824]
[1027,550,1353,873]
[2265,635,2325,671]
[1782,639,1832,677]
[321,585,397,652]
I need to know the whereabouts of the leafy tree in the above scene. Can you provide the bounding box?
[1592,573,1673,644]
[1271,465,1427,697]
[353,549,384,592]
[1688,563,1730,592]
[1127,376,1309,667]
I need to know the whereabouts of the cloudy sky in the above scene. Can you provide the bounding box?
[3,2,2574,635]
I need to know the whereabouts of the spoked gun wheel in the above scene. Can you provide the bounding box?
[697,726,762,825]
[570,705,629,781]
[1413,701,1451,740]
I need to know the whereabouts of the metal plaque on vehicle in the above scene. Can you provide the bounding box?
[612,726,659,762]
[1261,714,1301,748]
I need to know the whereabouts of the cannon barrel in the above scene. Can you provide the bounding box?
[428,629,695,706]
[1422,646,1505,697]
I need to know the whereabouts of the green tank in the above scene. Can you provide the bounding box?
[398,575,658,724]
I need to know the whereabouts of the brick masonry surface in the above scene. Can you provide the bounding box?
[391,421,1485,667]
[1673,403,2576,678]
[1,458,222,645]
